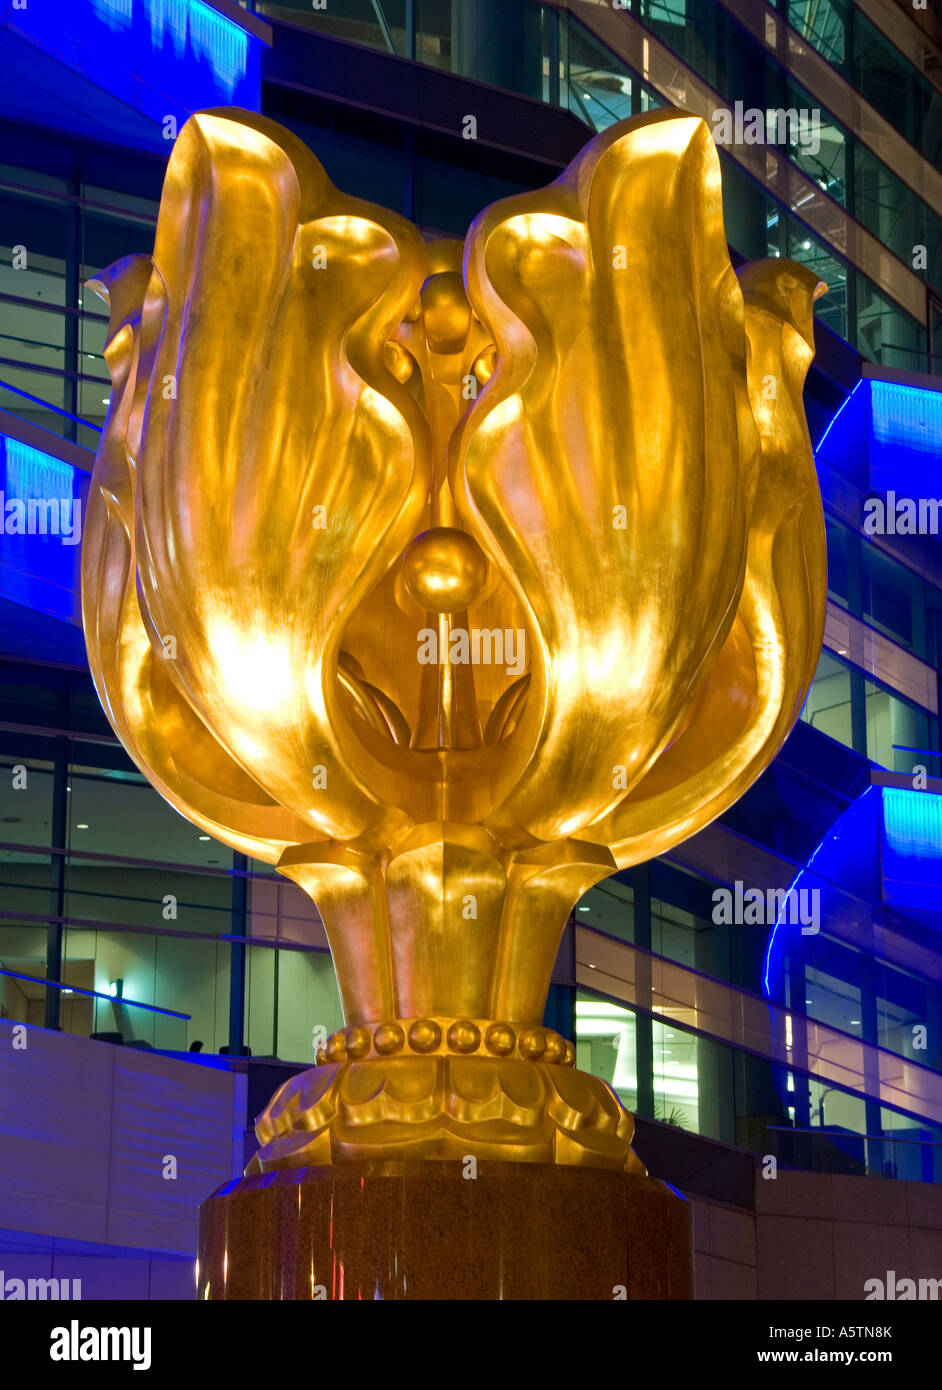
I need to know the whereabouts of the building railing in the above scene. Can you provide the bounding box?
[767,1123,942,1183]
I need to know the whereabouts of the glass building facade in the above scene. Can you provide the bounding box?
[1,0,941,1197]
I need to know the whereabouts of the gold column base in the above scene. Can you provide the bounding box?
[248,1041,648,1171]
[197,1160,693,1300]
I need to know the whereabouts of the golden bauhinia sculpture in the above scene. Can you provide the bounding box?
[82,106,826,1172]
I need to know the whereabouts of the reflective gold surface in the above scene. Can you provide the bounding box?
[247,1029,638,1170]
[82,107,826,1171]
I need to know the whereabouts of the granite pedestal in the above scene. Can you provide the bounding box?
[198,1160,693,1300]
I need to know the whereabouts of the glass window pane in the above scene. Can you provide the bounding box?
[78,376,110,436]
[787,227,847,340]
[67,767,234,871]
[575,877,634,942]
[653,1018,698,1131]
[0,925,48,1024]
[787,0,848,71]
[825,516,849,608]
[275,948,343,1064]
[80,213,153,282]
[864,679,929,773]
[258,0,406,55]
[856,272,927,371]
[63,926,216,1050]
[0,300,67,376]
[861,545,923,656]
[247,942,275,1057]
[248,874,322,945]
[0,370,67,437]
[65,856,234,936]
[0,752,54,850]
[800,650,853,750]
[576,993,636,1111]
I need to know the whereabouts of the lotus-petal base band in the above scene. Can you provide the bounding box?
[248,1056,645,1172]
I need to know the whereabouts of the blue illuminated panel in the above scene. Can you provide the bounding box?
[870,381,942,459]
[869,379,942,502]
[760,781,942,1144]
[816,376,942,505]
[88,0,252,97]
[2,0,264,150]
[763,782,942,1007]
[881,786,942,913]
[0,434,89,626]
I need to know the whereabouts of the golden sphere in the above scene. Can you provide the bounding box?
[345,1026,373,1059]
[543,1032,566,1064]
[401,528,487,614]
[408,1019,442,1053]
[518,1027,547,1060]
[446,1020,481,1053]
[420,271,472,355]
[374,1023,405,1055]
[325,1032,346,1062]
[484,1023,516,1056]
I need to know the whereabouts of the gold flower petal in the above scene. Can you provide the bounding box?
[594,259,827,864]
[454,110,754,841]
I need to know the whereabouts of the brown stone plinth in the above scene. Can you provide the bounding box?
[197,1161,692,1300]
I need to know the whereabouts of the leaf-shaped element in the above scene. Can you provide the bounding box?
[82,254,318,862]
[453,110,757,844]
[589,259,828,865]
[83,108,431,854]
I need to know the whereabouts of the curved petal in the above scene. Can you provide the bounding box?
[453,110,756,842]
[100,109,431,845]
[591,259,828,864]
[82,256,317,862]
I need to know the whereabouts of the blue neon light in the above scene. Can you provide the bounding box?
[0,380,102,433]
[814,378,862,455]
[0,968,191,1019]
[762,851,822,1001]
[761,785,878,999]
